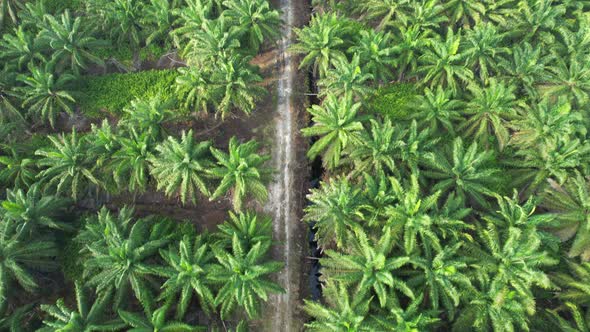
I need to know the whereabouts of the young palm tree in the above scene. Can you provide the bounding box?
[119,96,173,141]
[372,293,440,331]
[171,0,215,51]
[462,22,509,83]
[175,66,213,114]
[211,55,266,120]
[0,0,23,29]
[344,118,399,176]
[348,30,397,83]
[141,0,178,46]
[0,66,21,123]
[0,145,37,189]
[358,173,399,228]
[421,137,502,207]
[222,0,281,52]
[509,0,565,44]
[498,42,550,97]
[118,304,205,331]
[409,243,473,319]
[98,0,144,50]
[209,137,272,211]
[215,211,272,250]
[391,24,430,79]
[36,130,102,201]
[291,13,349,77]
[1,184,72,234]
[410,86,462,135]
[443,0,486,27]
[15,63,76,128]
[303,281,376,331]
[154,234,216,319]
[0,218,58,299]
[0,304,34,332]
[39,282,124,331]
[320,228,413,307]
[149,130,213,205]
[547,302,590,332]
[541,171,590,260]
[111,129,154,194]
[301,94,364,170]
[552,260,590,306]
[543,57,590,108]
[0,27,45,71]
[404,0,448,33]
[417,28,474,94]
[460,78,522,150]
[87,119,120,170]
[38,10,107,75]
[390,120,438,178]
[355,0,410,31]
[317,54,374,100]
[304,177,364,248]
[182,18,240,66]
[79,207,175,312]
[209,234,284,319]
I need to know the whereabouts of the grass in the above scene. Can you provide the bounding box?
[369,83,417,119]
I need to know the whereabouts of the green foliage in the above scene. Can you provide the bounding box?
[368,83,417,119]
[77,69,179,117]
[118,304,206,331]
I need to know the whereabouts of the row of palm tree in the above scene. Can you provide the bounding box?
[299,0,590,331]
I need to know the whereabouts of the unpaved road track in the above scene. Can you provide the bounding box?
[262,0,309,331]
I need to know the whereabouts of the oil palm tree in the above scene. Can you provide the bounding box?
[0,304,34,332]
[209,137,272,211]
[99,0,144,50]
[1,184,72,234]
[87,119,120,169]
[391,24,430,79]
[460,78,522,150]
[421,137,502,207]
[38,10,107,75]
[39,282,124,331]
[462,22,509,83]
[509,0,565,45]
[171,0,215,51]
[0,65,21,123]
[211,55,266,120]
[304,177,364,248]
[498,42,550,97]
[119,96,173,141]
[149,130,213,205]
[0,218,58,298]
[317,54,374,100]
[79,208,176,312]
[175,66,214,114]
[355,0,410,31]
[154,234,216,319]
[417,28,474,94]
[0,27,45,71]
[209,234,284,319]
[141,0,178,46]
[35,130,102,201]
[443,0,486,27]
[111,129,154,194]
[0,0,23,29]
[348,29,396,83]
[0,145,37,189]
[547,302,590,332]
[118,304,205,331]
[303,281,376,331]
[215,211,272,250]
[15,63,76,128]
[291,13,349,77]
[182,18,240,66]
[301,94,364,170]
[223,0,281,52]
[552,260,590,306]
[410,86,462,135]
[320,228,413,307]
[543,57,590,108]
[373,293,440,331]
[541,171,590,260]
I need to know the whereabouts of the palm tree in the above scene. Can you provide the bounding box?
[552,260,590,306]
[0,27,45,71]
[119,96,173,141]
[304,177,364,248]
[301,94,364,170]
[547,302,590,332]
[498,42,550,97]
[355,0,410,31]
[118,304,205,331]
[0,145,37,189]
[171,0,215,51]
[0,304,34,332]
[79,207,175,312]
[391,24,430,79]
[421,137,502,207]
[111,129,153,194]
[541,171,590,260]
[348,30,396,83]
[149,130,213,205]
[317,54,374,100]
[35,130,102,201]
[15,63,76,128]
[404,0,448,33]
[155,234,216,319]
[460,78,522,150]
[358,173,398,228]
[1,184,72,234]
[209,234,284,319]
[303,281,377,331]
[320,228,413,307]
[182,18,240,66]
[373,293,440,331]
[443,0,486,27]
[175,66,214,114]
[291,13,349,77]
[390,120,438,178]
[215,211,272,250]
[223,0,281,52]
[87,119,120,170]
[0,0,23,29]
[0,218,58,299]
[417,28,474,94]
[462,22,510,83]
[543,57,590,108]
[509,0,566,44]
[211,55,266,120]
[0,65,21,123]
[141,0,178,46]
[410,86,462,135]
[209,137,272,211]
[38,10,107,75]
[99,0,144,50]
[409,243,473,319]
[39,282,124,331]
